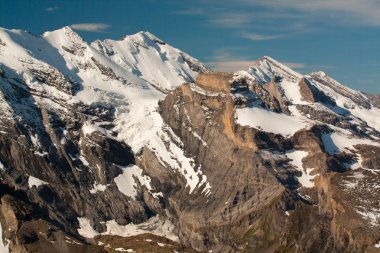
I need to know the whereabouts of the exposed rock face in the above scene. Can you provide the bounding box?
[195,72,233,93]
[0,194,105,253]
[308,72,371,109]
[28,65,80,95]
[262,81,289,113]
[159,81,289,251]
[299,77,337,106]
[0,72,154,229]
[156,73,379,252]
[363,92,380,109]
[231,72,289,113]
[179,52,211,74]
[298,78,316,103]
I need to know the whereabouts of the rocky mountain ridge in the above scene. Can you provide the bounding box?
[0,27,379,253]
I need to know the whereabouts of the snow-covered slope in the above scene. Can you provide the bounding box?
[0,27,211,192]
[234,56,380,136]
[0,26,212,245]
[243,56,304,103]
[231,56,380,191]
[306,71,380,131]
[91,31,210,91]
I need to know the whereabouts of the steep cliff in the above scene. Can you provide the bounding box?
[155,72,380,252]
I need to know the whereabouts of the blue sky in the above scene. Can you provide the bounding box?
[0,0,379,93]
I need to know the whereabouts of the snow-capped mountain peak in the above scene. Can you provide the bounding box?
[125,30,166,45]
[92,30,210,91]
[43,26,85,45]
[247,56,302,84]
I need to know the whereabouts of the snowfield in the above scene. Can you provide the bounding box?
[236,107,308,136]
[91,31,209,91]
[114,165,162,199]
[78,215,179,242]
[321,130,379,155]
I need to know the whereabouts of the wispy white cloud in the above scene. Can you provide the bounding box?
[177,0,380,33]
[207,14,251,28]
[175,6,252,28]
[284,62,305,69]
[240,32,282,41]
[174,5,313,35]
[208,48,243,62]
[238,0,380,26]
[45,6,59,12]
[174,7,205,15]
[69,23,110,32]
[206,48,252,71]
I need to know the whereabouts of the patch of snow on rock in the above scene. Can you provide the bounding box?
[28,176,48,188]
[341,172,365,189]
[78,215,179,242]
[77,218,100,238]
[0,222,9,253]
[82,122,104,136]
[114,165,160,199]
[115,248,129,252]
[89,183,107,194]
[356,208,380,227]
[286,150,317,188]
[148,125,211,194]
[78,155,90,167]
[30,134,40,147]
[280,79,309,105]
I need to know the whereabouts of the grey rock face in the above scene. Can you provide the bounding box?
[156,76,349,251]
[155,73,379,252]
[308,72,371,110]
[0,68,163,251]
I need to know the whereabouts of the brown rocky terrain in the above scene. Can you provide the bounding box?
[154,74,380,252]
[363,92,380,108]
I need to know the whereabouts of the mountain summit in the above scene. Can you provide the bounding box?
[0,27,379,253]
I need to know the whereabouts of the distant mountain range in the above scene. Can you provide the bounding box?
[0,26,379,253]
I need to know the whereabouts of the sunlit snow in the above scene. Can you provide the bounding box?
[78,215,179,242]
[28,176,48,188]
[236,107,308,136]
[286,150,317,188]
